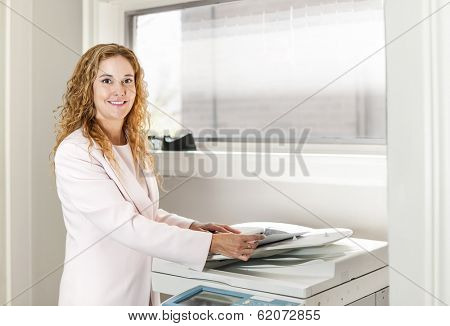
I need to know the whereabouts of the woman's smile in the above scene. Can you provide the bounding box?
[107,100,128,107]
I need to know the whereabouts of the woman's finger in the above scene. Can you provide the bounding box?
[207,224,232,233]
[221,225,241,234]
[241,248,255,256]
[237,254,250,261]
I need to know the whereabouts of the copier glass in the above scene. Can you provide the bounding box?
[162,285,298,306]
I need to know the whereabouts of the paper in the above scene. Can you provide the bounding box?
[207,222,353,262]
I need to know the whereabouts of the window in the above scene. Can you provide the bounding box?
[129,0,386,144]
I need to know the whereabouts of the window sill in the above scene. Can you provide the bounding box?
[152,149,387,186]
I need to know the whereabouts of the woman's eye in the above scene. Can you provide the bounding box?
[124,78,134,84]
[101,79,112,84]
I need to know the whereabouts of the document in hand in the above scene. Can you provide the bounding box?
[207,222,353,261]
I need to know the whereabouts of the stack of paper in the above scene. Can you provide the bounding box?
[207,222,353,262]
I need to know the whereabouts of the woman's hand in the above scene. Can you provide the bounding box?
[209,233,265,261]
[189,222,241,234]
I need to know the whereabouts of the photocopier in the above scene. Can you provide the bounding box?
[152,224,389,306]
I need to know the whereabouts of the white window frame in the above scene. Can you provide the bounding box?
[83,0,387,156]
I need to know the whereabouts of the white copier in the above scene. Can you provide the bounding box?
[152,236,389,306]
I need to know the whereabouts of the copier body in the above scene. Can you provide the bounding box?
[152,238,389,306]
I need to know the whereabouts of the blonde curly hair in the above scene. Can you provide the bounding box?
[50,43,156,180]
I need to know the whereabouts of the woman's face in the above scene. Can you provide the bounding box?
[93,55,136,123]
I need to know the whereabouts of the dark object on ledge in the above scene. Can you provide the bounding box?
[149,131,196,151]
[163,132,196,151]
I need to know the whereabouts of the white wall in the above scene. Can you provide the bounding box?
[2,0,33,306]
[386,0,450,305]
[161,175,387,240]
[30,0,83,306]
[157,152,388,241]
[0,0,7,306]
[1,0,82,305]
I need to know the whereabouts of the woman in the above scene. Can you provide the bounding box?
[51,43,263,306]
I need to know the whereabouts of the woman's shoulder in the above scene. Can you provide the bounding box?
[61,128,88,146]
[56,128,100,161]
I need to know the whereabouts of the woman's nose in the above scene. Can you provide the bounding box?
[113,82,127,96]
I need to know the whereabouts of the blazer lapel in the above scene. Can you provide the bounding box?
[88,145,154,218]
[79,130,159,219]
[111,147,157,217]
[143,166,159,217]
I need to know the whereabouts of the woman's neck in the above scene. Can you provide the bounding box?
[109,130,127,146]
[97,120,127,145]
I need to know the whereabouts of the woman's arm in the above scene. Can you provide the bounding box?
[154,208,196,229]
[55,141,212,271]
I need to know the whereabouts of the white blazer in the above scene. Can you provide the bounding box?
[54,128,212,305]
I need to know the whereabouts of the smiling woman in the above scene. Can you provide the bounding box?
[49,43,264,306]
[51,43,152,175]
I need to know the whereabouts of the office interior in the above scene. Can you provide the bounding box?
[0,0,449,306]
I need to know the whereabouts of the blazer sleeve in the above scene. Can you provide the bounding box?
[155,209,196,229]
[55,141,212,271]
